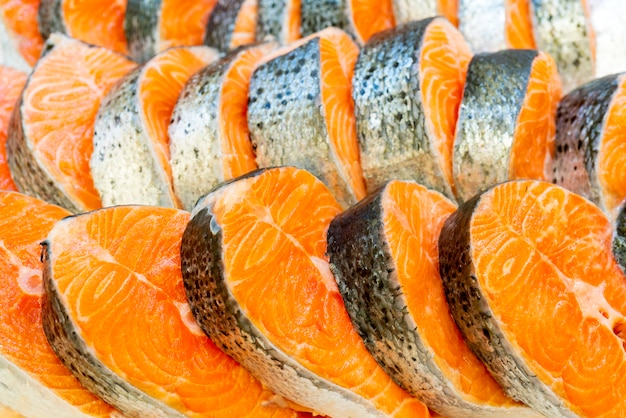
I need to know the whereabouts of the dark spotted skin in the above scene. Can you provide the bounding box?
[530,0,593,92]
[180,172,386,417]
[614,203,626,274]
[352,18,455,201]
[552,74,620,213]
[248,38,357,207]
[327,183,537,417]
[38,0,67,41]
[453,49,536,203]
[300,0,349,40]
[125,0,162,63]
[256,0,287,42]
[439,192,578,418]
[204,0,247,51]
[41,240,186,418]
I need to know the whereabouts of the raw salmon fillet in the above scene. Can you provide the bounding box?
[0,191,121,418]
[327,180,540,417]
[42,204,309,418]
[38,0,128,55]
[0,65,26,191]
[248,28,366,207]
[453,49,562,202]
[204,0,258,51]
[170,42,275,211]
[125,0,218,62]
[552,72,626,221]
[6,34,136,213]
[0,0,43,67]
[439,179,626,417]
[92,45,218,208]
[353,17,471,200]
[181,166,431,418]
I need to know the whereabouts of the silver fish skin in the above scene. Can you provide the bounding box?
[327,182,541,418]
[438,192,580,418]
[300,0,349,39]
[453,49,537,203]
[256,0,290,43]
[614,200,626,274]
[352,17,455,201]
[125,0,162,63]
[247,37,357,207]
[91,65,179,208]
[530,0,593,92]
[392,0,437,24]
[551,73,620,215]
[458,0,506,52]
[205,0,247,51]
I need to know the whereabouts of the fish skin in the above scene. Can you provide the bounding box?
[299,0,348,40]
[125,0,162,63]
[247,37,356,207]
[614,201,626,274]
[352,18,454,200]
[180,178,391,418]
[438,189,579,418]
[530,0,593,92]
[40,240,186,418]
[453,49,537,203]
[92,66,178,208]
[551,73,619,212]
[169,53,232,211]
[256,0,287,42]
[205,0,247,51]
[391,0,437,24]
[458,0,506,52]
[37,0,66,42]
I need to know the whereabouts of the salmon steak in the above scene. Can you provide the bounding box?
[353,17,471,200]
[0,191,121,418]
[552,72,626,221]
[456,0,535,52]
[92,45,218,208]
[6,34,136,213]
[327,180,540,417]
[181,166,431,418]
[256,0,300,44]
[42,204,309,418]
[125,0,218,62]
[38,0,128,55]
[0,65,26,191]
[439,179,626,417]
[204,0,258,52]
[453,49,562,202]
[0,0,43,68]
[247,28,366,207]
[299,0,395,45]
[169,42,274,211]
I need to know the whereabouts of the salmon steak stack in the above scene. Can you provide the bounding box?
[181,166,431,417]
